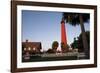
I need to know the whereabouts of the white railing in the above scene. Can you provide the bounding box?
[41,52,78,57]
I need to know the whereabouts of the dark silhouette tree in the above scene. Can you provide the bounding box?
[46,48,54,53]
[52,41,59,53]
[71,38,78,49]
[63,13,90,59]
[61,42,69,53]
[78,31,90,54]
[71,31,90,58]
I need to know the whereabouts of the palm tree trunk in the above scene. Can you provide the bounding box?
[79,14,89,59]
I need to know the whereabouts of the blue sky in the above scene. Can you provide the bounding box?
[22,10,90,51]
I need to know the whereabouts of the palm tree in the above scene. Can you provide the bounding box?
[63,13,90,59]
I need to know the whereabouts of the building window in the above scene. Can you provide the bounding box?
[28,47,31,51]
[24,48,26,51]
[33,48,35,51]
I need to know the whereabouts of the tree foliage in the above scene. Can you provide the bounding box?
[63,13,90,26]
[46,41,59,53]
[52,41,59,49]
[61,42,69,52]
[71,31,90,52]
[46,48,54,53]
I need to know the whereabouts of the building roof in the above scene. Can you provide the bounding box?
[22,42,42,49]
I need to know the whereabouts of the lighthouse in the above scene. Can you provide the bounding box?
[61,19,68,53]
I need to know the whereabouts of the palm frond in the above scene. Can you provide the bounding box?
[63,13,90,26]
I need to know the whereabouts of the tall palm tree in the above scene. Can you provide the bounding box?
[63,13,90,59]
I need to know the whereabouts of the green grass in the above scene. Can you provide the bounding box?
[22,55,77,62]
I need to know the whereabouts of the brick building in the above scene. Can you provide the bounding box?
[22,40,42,54]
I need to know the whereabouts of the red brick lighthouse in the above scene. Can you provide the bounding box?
[61,19,68,52]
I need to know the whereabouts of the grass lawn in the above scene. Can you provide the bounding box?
[22,54,78,62]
